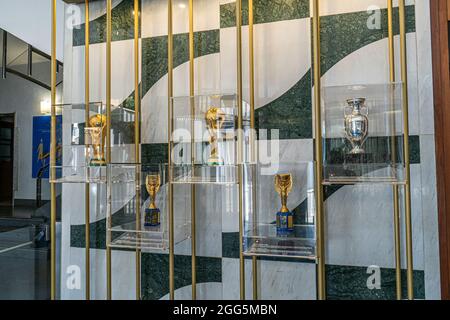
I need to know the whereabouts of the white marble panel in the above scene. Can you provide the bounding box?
[220,18,311,109]
[161,282,223,300]
[71,39,141,105]
[142,0,220,38]
[325,164,424,270]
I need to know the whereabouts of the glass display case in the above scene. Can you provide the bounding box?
[169,94,249,185]
[50,102,107,183]
[243,162,316,259]
[106,163,191,251]
[321,83,406,185]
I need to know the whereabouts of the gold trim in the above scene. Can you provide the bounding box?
[84,0,91,301]
[312,0,326,300]
[399,0,414,300]
[188,0,197,301]
[106,0,112,300]
[50,0,57,301]
[387,0,402,301]
[134,0,141,301]
[236,0,245,301]
[168,0,175,301]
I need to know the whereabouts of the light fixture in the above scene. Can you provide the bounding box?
[40,100,51,115]
[178,3,186,9]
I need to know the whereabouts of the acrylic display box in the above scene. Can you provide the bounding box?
[106,163,191,251]
[243,162,316,259]
[50,102,107,184]
[321,83,407,185]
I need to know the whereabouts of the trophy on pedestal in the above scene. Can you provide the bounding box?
[145,174,161,227]
[87,114,107,166]
[344,98,369,155]
[275,174,294,235]
[205,107,226,166]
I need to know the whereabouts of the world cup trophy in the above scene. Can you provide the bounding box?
[344,98,369,155]
[87,114,107,166]
[145,174,161,227]
[205,107,226,166]
[275,174,294,235]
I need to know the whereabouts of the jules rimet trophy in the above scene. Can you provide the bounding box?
[344,98,369,154]
[145,174,161,227]
[87,114,107,166]
[205,107,226,165]
[275,174,294,235]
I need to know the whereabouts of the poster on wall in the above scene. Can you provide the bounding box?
[32,115,62,179]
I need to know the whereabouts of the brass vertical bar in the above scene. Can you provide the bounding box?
[387,0,402,301]
[248,0,258,300]
[84,0,91,301]
[399,0,414,300]
[188,0,197,301]
[168,0,175,301]
[134,0,141,301]
[50,0,57,301]
[312,0,326,300]
[106,0,112,300]
[236,0,245,301]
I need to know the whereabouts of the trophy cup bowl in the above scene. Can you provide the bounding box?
[87,114,107,166]
[145,174,161,227]
[205,107,226,166]
[344,98,369,154]
[275,174,294,235]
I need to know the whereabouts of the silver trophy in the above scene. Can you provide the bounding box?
[344,98,369,154]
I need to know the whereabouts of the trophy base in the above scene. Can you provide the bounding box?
[350,147,365,154]
[90,159,107,167]
[145,208,161,227]
[207,157,224,166]
[276,211,294,236]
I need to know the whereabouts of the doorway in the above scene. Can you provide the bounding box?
[0,113,14,210]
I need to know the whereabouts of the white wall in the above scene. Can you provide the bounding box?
[0,0,66,60]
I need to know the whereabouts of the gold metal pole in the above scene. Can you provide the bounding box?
[84,0,91,301]
[248,0,258,300]
[387,0,402,301]
[236,0,245,300]
[312,0,326,300]
[168,0,175,301]
[188,0,197,301]
[399,0,414,300]
[106,0,112,300]
[50,0,57,301]
[134,0,141,301]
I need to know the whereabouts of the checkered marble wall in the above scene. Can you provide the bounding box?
[61,0,439,300]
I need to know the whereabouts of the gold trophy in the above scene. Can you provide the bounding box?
[205,107,226,165]
[87,114,107,166]
[275,174,294,235]
[145,174,161,227]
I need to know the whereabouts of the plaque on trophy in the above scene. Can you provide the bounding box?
[275,174,294,235]
[145,174,161,227]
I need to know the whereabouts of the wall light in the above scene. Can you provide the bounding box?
[40,100,51,115]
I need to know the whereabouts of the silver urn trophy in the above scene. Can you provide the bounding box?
[344,98,369,154]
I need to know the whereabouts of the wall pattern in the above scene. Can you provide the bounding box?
[61,0,439,300]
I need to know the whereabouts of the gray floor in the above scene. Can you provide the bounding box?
[0,206,50,300]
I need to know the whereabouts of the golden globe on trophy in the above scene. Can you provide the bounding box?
[344,98,369,154]
[87,114,107,166]
[275,174,294,235]
[205,107,226,166]
[145,174,161,227]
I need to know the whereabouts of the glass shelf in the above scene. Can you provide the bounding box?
[244,224,316,259]
[107,163,191,251]
[169,164,239,185]
[322,83,407,185]
[243,161,317,259]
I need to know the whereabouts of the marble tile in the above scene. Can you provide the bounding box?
[220,0,309,28]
